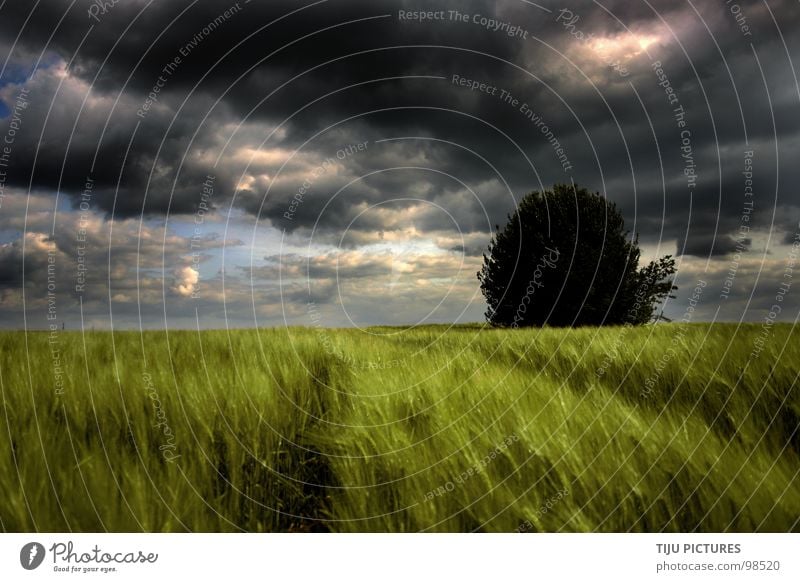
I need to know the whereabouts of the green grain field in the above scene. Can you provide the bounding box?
[1,323,798,532]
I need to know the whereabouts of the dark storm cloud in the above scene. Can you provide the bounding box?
[0,0,799,258]
[783,225,800,245]
[678,233,751,257]
[2,0,546,220]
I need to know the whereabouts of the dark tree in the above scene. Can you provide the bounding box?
[478,184,676,327]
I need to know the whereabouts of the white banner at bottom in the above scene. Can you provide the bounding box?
[1,533,797,581]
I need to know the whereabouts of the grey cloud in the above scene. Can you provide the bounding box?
[1,0,800,326]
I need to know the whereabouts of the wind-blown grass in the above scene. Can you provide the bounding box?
[1,323,797,532]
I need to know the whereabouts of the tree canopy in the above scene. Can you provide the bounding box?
[478,184,676,327]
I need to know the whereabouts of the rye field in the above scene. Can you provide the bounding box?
[0,323,798,532]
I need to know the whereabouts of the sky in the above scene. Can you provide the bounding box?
[0,0,798,329]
